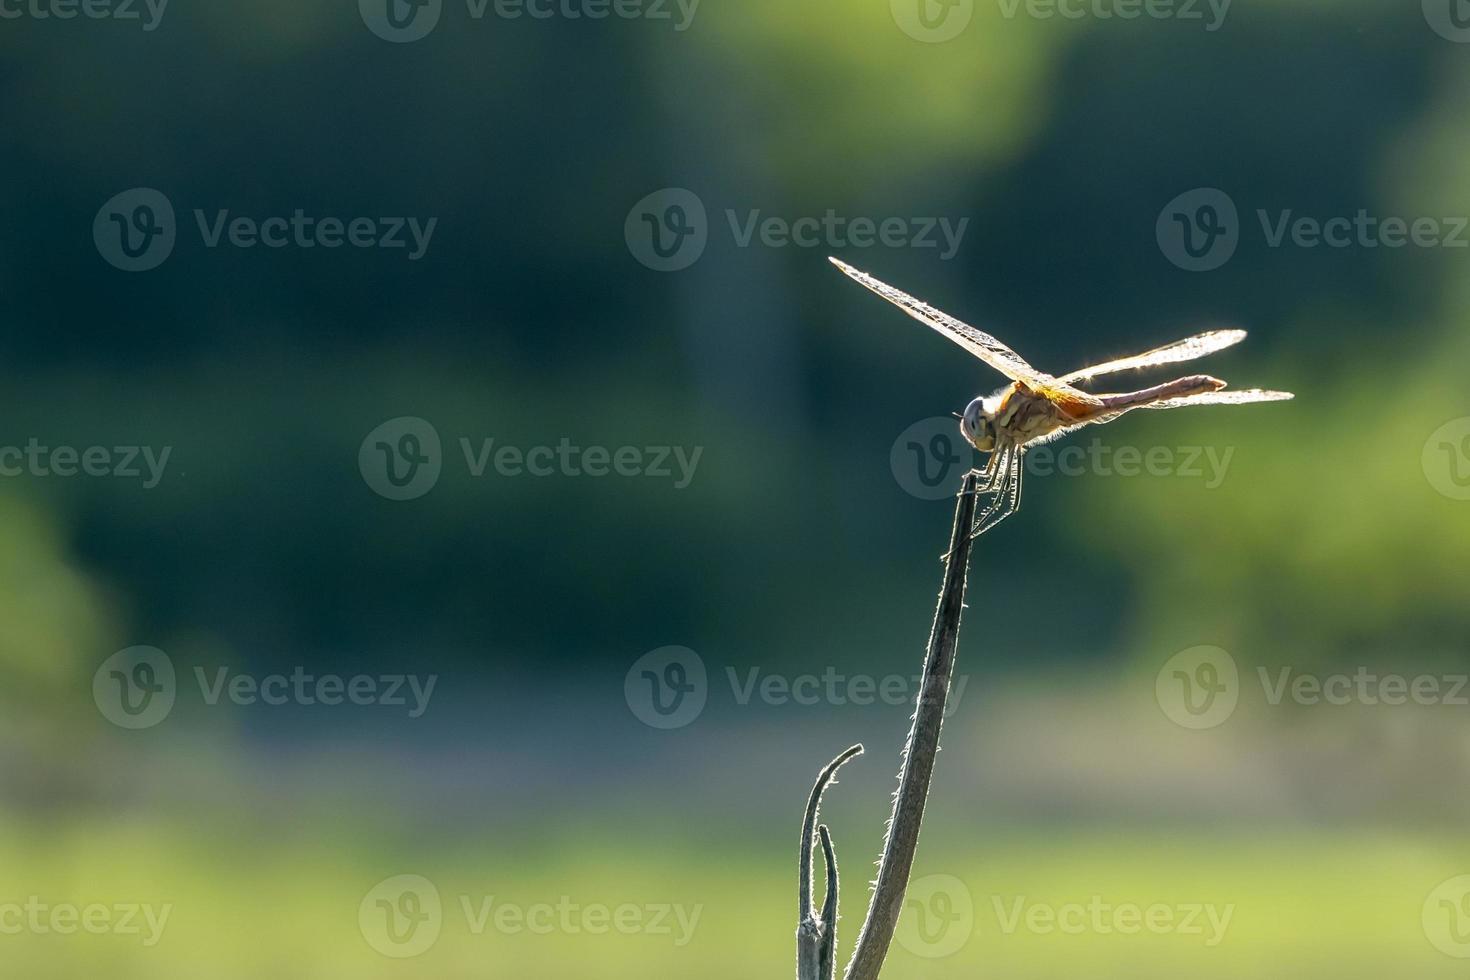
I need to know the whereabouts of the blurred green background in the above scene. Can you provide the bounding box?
[5,0,1470,976]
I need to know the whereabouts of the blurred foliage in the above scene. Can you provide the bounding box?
[0,494,116,741]
[670,1,1060,194]
[0,0,1462,685]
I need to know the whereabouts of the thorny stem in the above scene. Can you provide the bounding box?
[794,471,979,980]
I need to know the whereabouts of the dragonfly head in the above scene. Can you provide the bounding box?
[959,397,996,452]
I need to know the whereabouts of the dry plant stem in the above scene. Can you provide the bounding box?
[797,745,864,980]
[843,470,979,980]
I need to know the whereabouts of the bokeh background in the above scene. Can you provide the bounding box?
[5,0,1470,976]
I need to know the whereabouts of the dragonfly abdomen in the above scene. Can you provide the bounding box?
[1095,375,1225,413]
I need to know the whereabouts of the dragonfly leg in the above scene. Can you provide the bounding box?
[971,448,1023,537]
[991,459,1023,532]
[968,448,1014,529]
[943,446,1014,560]
[970,482,1015,537]
[962,444,1010,497]
[952,449,1011,502]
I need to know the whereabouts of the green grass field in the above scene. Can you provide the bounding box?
[3,818,1465,979]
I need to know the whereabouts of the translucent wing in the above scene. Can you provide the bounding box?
[1060,330,1247,385]
[830,257,1101,413]
[1137,388,1295,410]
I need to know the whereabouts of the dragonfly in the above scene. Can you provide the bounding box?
[830,257,1294,537]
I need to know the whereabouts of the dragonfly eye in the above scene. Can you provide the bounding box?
[959,398,995,451]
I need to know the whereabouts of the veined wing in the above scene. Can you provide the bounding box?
[1137,388,1295,410]
[1060,330,1247,385]
[830,257,1101,413]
